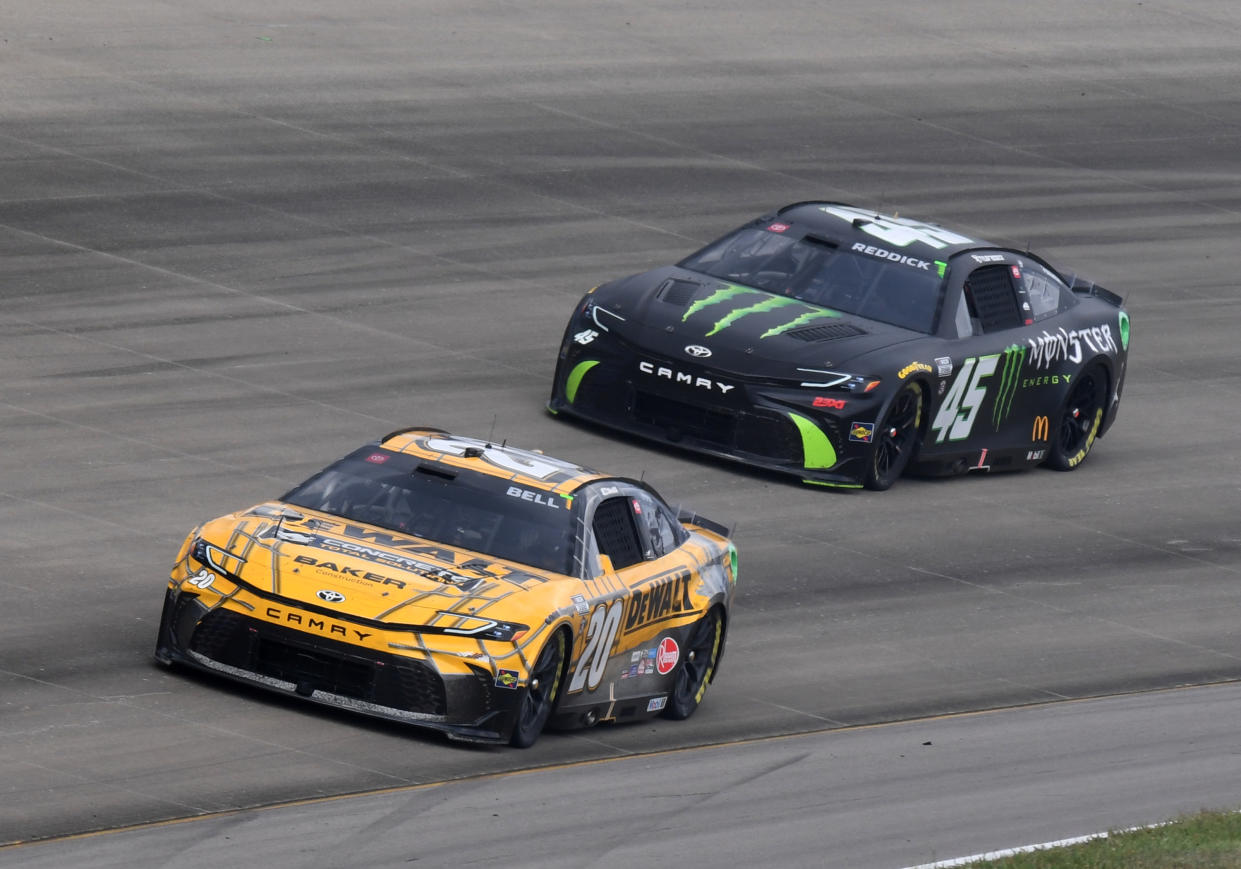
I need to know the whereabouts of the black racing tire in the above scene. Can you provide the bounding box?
[509,629,567,748]
[1045,363,1107,472]
[864,382,924,491]
[661,607,724,721]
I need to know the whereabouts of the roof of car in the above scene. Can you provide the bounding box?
[378,427,608,495]
[770,201,997,260]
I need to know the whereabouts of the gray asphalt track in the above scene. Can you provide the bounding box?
[8,683,1241,869]
[3,0,1241,856]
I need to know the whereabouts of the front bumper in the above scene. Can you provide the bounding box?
[154,588,523,743]
[549,343,884,489]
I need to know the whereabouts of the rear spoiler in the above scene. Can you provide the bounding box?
[1070,278,1124,308]
[676,506,733,538]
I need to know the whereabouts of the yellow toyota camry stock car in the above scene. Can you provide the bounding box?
[155,427,738,747]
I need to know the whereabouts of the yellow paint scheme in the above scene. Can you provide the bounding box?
[159,427,736,741]
[169,504,730,690]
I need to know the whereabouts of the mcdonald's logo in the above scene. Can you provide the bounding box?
[1032,415,1050,442]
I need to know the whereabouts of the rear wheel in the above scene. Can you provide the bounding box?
[509,630,566,748]
[662,608,724,720]
[864,382,923,491]
[1045,363,1107,471]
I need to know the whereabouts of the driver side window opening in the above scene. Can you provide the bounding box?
[591,496,645,570]
[963,265,1023,333]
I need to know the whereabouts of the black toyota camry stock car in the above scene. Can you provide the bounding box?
[548,202,1129,490]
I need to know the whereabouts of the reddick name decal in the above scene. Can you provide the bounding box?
[850,242,931,270]
[638,361,735,395]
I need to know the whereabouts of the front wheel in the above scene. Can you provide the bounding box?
[1045,363,1107,471]
[509,630,566,748]
[864,382,923,491]
[662,608,724,720]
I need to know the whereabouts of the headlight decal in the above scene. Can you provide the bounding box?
[192,537,247,576]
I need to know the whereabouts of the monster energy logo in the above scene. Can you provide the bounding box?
[682,283,839,338]
[992,344,1025,429]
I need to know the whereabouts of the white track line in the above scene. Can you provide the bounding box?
[903,823,1162,868]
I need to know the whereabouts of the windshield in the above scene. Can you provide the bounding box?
[679,227,946,333]
[281,447,576,575]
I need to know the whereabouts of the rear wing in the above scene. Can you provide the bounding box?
[1070,277,1124,308]
[676,506,733,538]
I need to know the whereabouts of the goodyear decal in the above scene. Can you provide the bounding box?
[682,282,839,339]
[1068,409,1103,468]
[992,344,1026,430]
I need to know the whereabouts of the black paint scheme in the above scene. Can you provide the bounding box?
[548,202,1129,490]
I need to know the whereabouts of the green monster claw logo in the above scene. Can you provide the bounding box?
[682,284,759,321]
[1119,311,1130,350]
[992,344,1026,430]
[760,308,841,338]
[682,282,839,338]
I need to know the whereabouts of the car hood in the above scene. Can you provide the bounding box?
[595,266,923,376]
[194,505,566,628]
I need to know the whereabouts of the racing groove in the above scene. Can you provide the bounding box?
[2,0,1240,844]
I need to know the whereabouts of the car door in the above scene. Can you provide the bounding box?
[566,489,697,705]
[923,258,1051,469]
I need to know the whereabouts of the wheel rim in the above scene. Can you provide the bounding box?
[674,612,721,704]
[1058,370,1103,456]
[874,388,921,482]
[516,634,563,735]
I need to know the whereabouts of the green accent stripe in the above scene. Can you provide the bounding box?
[787,412,838,470]
[802,479,863,489]
[565,360,600,404]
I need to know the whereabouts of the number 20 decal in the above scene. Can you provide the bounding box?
[568,600,624,693]
[931,354,999,443]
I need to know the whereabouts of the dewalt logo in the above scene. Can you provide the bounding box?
[1032,415,1050,442]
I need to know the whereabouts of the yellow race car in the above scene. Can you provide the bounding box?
[155,427,738,747]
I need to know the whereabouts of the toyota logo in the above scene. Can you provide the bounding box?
[684,344,712,358]
[316,589,345,603]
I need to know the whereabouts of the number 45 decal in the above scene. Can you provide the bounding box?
[931,355,999,443]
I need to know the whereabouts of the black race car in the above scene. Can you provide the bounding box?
[549,202,1129,490]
